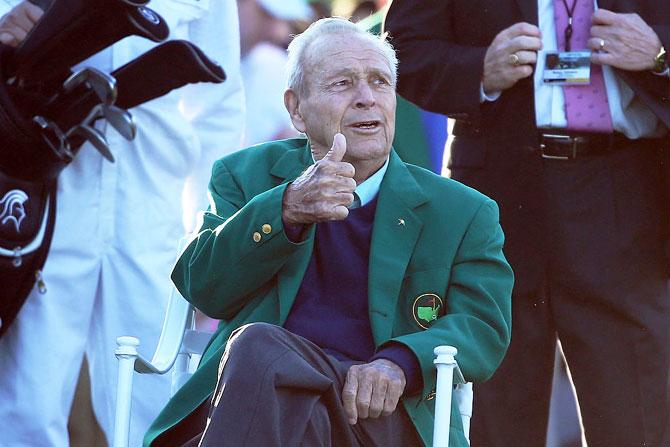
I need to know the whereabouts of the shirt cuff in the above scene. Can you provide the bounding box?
[652,67,670,77]
[480,82,501,103]
[282,220,307,243]
[371,342,423,396]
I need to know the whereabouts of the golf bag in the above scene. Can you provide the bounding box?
[0,172,56,338]
[0,41,58,337]
[0,0,225,337]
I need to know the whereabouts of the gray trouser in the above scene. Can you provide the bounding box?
[190,323,422,447]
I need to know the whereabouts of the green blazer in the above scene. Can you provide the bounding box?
[144,138,513,447]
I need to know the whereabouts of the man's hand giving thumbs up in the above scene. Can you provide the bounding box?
[282,133,357,225]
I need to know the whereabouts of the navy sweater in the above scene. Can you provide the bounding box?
[284,198,421,394]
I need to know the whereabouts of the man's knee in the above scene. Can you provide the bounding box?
[216,323,292,386]
[225,322,287,359]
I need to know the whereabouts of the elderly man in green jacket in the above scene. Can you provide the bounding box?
[144,17,513,447]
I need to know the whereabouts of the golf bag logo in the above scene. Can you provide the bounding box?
[0,189,28,232]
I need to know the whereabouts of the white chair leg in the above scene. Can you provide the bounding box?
[113,336,140,447]
[171,351,191,396]
[455,382,473,442]
[433,346,458,447]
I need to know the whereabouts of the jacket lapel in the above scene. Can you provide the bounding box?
[269,140,313,180]
[368,152,428,345]
[268,142,318,324]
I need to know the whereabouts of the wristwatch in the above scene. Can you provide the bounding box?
[652,46,667,74]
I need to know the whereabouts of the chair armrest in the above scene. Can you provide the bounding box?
[454,382,473,440]
[182,328,212,355]
[433,346,473,447]
[132,285,192,374]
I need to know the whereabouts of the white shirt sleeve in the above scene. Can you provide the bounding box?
[479,82,502,103]
[178,0,245,231]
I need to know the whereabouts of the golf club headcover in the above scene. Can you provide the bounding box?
[6,0,168,83]
[45,39,227,126]
[113,40,226,109]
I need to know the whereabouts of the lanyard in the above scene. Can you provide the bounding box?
[560,0,579,51]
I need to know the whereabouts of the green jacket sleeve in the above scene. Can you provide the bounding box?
[391,199,513,397]
[172,159,312,319]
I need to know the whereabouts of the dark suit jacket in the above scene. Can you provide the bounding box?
[385,0,670,295]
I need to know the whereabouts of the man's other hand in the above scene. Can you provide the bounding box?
[482,22,542,95]
[0,1,43,47]
[282,132,356,225]
[342,359,406,425]
[589,9,662,71]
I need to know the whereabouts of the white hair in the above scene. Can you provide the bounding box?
[285,17,398,95]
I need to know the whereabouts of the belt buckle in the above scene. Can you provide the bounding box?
[540,133,584,160]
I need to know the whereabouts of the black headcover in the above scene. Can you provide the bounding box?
[5,0,168,85]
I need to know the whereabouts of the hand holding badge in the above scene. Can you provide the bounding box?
[482,22,543,94]
[542,4,665,87]
[587,9,664,72]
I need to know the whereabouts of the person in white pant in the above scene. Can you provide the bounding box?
[0,1,244,446]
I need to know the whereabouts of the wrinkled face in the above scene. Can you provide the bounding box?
[286,34,396,166]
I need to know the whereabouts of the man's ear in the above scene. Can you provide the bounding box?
[284,89,306,133]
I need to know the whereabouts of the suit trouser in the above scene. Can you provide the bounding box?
[158,323,422,447]
[469,142,670,447]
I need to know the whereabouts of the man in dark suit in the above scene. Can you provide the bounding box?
[385,1,669,446]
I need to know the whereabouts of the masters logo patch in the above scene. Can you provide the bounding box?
[412,293,443,329]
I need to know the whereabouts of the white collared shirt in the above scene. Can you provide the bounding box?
[309,152,389,207]
[481,0,668,138]
[354,156,389,206]
[534,0,667,138]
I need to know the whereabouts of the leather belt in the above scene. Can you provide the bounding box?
[539,131,631,160]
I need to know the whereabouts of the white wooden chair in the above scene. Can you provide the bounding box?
[113,287,473,447]
[112,281,211,447]
[433,346,472,446]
